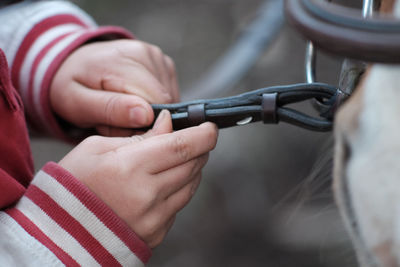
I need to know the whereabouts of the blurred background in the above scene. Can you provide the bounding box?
[31,0,358,266]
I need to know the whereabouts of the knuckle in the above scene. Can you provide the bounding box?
[129,190,156,217]
[147,230,165,248]
[100,72,124,91]
[160,91,174,104]
[191,157,205,174]
[144,215,174,248]
[165,55,175,68]
[141,217,163,247]
[177,186,196,210]
[189,174,202,197]
[110,45,127,60]
[118,40,145,58]
[137,186,158,208]
[188,161,204,187]
[185,160,198,181]
[103,95,121,125]
[199,153,210,167]
[149,44,163,55]
[100,73,114,87]
[81,135,104,147]
[98,153,120,175]
[185,187,195,203]
[144,43,154,56]
[129,135,145,143]
[165,55,176,74]
[137,42,149,55]
[204,124,218,149]
[172,135,190,162]
[147,234,163,248]
[113,40,138,56]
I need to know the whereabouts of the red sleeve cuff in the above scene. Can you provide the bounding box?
[6,162,151,266]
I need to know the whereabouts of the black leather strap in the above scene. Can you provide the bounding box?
[149,83,339,132]
[285,0,400,63]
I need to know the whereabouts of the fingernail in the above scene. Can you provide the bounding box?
[130,107,147,126]
[153,109,167,130]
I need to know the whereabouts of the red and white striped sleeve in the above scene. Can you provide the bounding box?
[0,162,151,266]
[0,1,133,138]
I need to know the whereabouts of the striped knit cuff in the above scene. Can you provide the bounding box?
[8,5,133,139]
[6,162,151,267]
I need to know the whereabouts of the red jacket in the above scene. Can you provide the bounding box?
[0,1,150,266]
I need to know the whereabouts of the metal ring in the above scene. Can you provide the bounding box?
[305,41,316,83]
[303,0,375,83]
[363,0,376,18]
[305,0,376,113]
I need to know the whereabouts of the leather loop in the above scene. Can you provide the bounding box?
[188,104,206,126]
[262,93,277,123]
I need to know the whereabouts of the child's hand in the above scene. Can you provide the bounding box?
[58,110,218,248]
[50,40,179,137]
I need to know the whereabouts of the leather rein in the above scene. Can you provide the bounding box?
[145,0,398,132]
[152,83,339,132]
[286,0,400,63]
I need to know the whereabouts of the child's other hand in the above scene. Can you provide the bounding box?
[50,40,179,137]
[58,111,218,248]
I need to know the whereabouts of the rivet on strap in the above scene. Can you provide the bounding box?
[262,93,278,124]
[188,103,206,126]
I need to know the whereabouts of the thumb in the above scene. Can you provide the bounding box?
[82,110,173,154]
[65,82,154,128]
[143,109,173,138]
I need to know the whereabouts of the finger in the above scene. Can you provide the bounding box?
[145,109,173,137]
[94,108,173,138]
[96,126,137,137]
[101,62,172,104]
[164,172,203,214]
[65,81,154,128]
[155,153,209,199]
[115,40,173,100]
[111,40,159,78]
[147,45,171,94]
[80,135,149,155]
[136,109,173,139]
[133,122,218,173]
[164,55,180,102]
[88,110,173,154]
